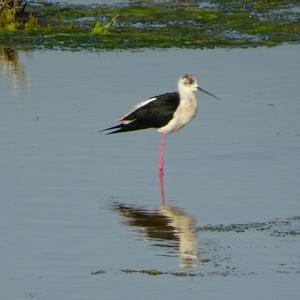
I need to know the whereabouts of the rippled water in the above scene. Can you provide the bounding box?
[1,45,300,299]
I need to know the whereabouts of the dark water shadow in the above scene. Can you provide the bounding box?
[112,202,198,269]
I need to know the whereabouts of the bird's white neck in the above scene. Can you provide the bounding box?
[158,90,198,134]
[179,90,197,106]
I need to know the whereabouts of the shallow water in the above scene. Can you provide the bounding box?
[1,45,300,299]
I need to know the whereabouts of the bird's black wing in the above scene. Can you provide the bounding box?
[103,92,180,134]
[123,92,180,127]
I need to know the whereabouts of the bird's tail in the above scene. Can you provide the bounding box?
[100,124,124,134]
[101,121,149,134]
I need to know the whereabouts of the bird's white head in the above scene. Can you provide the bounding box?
[178,74,221,100]
[178,74,199,94]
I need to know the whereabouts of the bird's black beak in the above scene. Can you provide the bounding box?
[197,87,221,100]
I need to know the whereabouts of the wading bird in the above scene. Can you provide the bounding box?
[102,74,220,205]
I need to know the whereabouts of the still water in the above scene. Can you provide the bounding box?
[1,45,300,299]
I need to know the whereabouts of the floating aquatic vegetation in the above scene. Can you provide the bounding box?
[121,269,199,277]
[90,270,106,275]
[198,216,300,236]
[24,14,39,31]
[0,0,299,50]
[90,15,118,35]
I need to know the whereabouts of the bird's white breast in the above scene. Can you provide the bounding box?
[158,93,198,134]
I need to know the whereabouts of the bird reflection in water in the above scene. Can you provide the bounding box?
[113,202,198,269]
[0,47,30,101]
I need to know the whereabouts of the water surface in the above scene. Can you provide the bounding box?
[1,45,300,299]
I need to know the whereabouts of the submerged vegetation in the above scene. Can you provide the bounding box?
[0,0,299,50]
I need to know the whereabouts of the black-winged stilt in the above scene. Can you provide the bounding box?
[102,74,220,204]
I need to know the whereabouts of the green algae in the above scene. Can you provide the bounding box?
[197,216,300,236]
[0,0,299,50]
[122,269,164,276]
[121,269,199,277]
[90,15,118,36]
[90,270,106,275]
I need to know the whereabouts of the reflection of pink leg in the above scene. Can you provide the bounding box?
[159,133,166,207]
[159,168,165,207]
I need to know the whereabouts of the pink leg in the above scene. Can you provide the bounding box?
[159,133,166,207]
